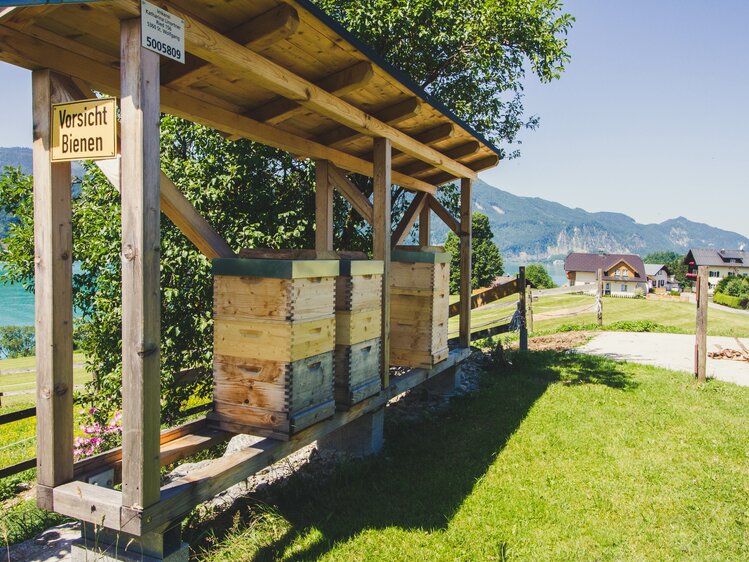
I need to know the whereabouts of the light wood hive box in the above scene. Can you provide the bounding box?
[390,247,451,369]
[334,260,384,409]
[210,257,339,440]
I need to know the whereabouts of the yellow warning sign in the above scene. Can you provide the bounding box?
[51,98,117,162]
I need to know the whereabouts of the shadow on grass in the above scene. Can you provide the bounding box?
[188,350,633,561]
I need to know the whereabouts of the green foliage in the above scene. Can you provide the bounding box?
[0,326,35,359]
[714,292,748,310]
[313,0,574,156]
[715,276,749,300]
[0,500,69,547]
[524,263,556,289]
[552,320,683,334]
[643,251,681,264]
[444,213,504,293]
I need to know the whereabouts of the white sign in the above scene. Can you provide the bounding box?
[141,0,185,64]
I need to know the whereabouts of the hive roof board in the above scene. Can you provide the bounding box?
[0,0,499,192]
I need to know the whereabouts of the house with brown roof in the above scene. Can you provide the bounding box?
[684,248,749,290]
[564,252,648,297]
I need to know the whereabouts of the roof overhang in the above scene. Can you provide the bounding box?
[0,0,500,193]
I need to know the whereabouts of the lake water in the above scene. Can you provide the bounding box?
[504,260,568,287]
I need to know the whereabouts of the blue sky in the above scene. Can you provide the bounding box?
[0,0,747,236]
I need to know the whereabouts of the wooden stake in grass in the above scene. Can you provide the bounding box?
[519,266,528,351]
[596,268,604,327]
[694,266,708,383]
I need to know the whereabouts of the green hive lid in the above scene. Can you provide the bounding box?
[213,258,339,279]
[339,260,384,276]
[391,249,451,264]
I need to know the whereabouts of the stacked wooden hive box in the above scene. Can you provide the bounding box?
[390,246,451,369]
[210,255,339,440]
[334,259,384,408]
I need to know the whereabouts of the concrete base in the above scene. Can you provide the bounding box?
[71,523,188,562]
[317,407,384,456]
[422,365,461,397]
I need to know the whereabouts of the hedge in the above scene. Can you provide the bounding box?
[714,292,749,310]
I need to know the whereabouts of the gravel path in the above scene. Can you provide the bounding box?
[577,332,749,386]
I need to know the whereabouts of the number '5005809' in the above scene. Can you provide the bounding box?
[145,36,181,59]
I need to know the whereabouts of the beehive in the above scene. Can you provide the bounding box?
[390,247,451,368]
[334,260,384,408]
[210,257,339,439]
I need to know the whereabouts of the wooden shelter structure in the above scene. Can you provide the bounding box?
[0,0,499,558]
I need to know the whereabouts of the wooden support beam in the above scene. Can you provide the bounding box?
[420,154,501,186]
[391,123,455,166]
[448,278,519,317]
[391,192,427,248]
[399,141,480,176]
[518,266,527,351]
[373,138,392,388]
[315,160,334,251]
[120,18,161,510]
[0,26,436,194]
[428,195,460,235]
[419,204,430,246]
[148,2,475,179]
[32,69,74,507]
[597,268,604,326]
[160,3,300,89]
[327,163,374,223]
[695,266,708,383]
[251,61,373,125]
[316,97,422,148]
[459,178,472,348]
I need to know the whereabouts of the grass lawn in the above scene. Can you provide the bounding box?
[448,293,749,338]
[191,350,749,561]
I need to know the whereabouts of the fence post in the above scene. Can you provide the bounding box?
[596,268,604,326]
[519,266,528,351]
[527,286,534,334]
[694,266,708,383]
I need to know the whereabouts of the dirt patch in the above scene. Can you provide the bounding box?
[527,331,594,352]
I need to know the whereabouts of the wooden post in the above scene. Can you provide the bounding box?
[458,178,472,348]
[120,18,161,509]
[32,68,74,509]
[695,265,708,383]
[527,287,534,334]
[314,160,333,252]
[597,267,604,326]
[418,204,430,246]
[519,266,528,351]
[373,138,391,387]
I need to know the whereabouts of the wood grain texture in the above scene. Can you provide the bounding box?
[695,266,708,382]
[327,164,375,223]
[315,160,333,251]
[373,138,392,386]
[391,192,427,248]
[32,69,74,503]
[459,178,472,348]
[120,19,161,510]
[428,195,460,235]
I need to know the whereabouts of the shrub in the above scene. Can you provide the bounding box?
[714,292,748,310]
[0,325,35,358]
[634,287,645,298]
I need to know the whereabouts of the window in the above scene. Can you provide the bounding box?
[727,272,734,277]
[709,271,720,278]
[621,284,628,292]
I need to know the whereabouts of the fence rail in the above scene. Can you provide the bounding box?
[0,370,211,481]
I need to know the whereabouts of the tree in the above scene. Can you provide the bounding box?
[0,326,35,359]
[716,276,749,299]
[524,263,556,289]
[314,0,574,156]
[444,213,504,293]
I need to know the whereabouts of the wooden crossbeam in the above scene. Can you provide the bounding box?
[447,278,519,317]
[316,97,422,148]
[126,0,475,179]
[251,61,374,125]
[160,3,300,89]
[327,163,374,223]
[421,154,501,185]
[391,192,428,248]
[428,195,460,235]
[391,123,455,166]
[0,24,437,194]
[399,141,480,176]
